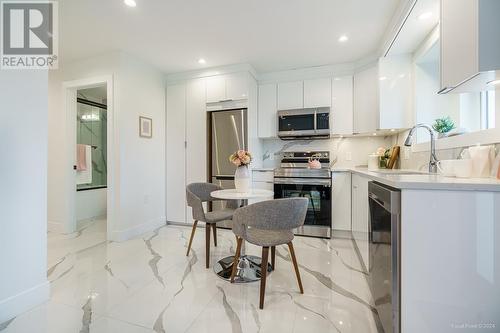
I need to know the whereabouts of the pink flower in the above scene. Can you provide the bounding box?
[376,147,386,156]
[237,150,246,159]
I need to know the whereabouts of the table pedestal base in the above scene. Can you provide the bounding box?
[214,255,272,283]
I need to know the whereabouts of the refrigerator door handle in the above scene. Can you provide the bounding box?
[214,175,235,180]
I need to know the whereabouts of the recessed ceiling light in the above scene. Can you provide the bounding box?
[124,0,136,7]
[198,58,206,64]
[373,133,377,136]
[487,79,500,86]
[418,12,432,20]
[379,76,387,81]
[338,35,349,43]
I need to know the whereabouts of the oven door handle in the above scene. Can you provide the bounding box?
[273,178,331,187]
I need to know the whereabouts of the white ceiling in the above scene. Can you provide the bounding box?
[60,0,401,74]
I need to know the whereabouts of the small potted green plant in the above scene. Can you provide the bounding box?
[432,116,455,138]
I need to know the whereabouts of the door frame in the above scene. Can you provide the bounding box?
[63,75,114,238]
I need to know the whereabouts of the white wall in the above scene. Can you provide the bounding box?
[48,52,166,240]
[115,55,166,239]
[76,189,107,221]
[48,53,121,233]
[0,70,49,321]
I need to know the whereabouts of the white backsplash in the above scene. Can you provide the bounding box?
[391,130,500,172]
[260,136,393,169]
[260,134,500,173]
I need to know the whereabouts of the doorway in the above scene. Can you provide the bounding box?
[75,86,108,233]
[62,76,114,239]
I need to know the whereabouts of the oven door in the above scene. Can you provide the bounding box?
[274,178,331,238]
[278,110,315,137]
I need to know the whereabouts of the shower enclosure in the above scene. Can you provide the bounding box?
[76,98,107,190]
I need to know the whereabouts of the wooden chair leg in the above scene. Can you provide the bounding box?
[287,242,304,294]
[186,220,198,256]
[271,246,276,270]
[230,237,243,283]
[259,247,270,309]
[212,224,217,247]
[205,223,211,269]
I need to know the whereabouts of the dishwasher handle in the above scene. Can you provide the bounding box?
[369,192,389,211]
[368,181,401,214]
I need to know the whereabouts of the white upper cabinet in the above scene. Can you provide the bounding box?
[225,72,249,101]
[277,81,303,110]
[206,76,226,103]
[303,78,332,108]
[206,72,249,103]
[440,0,500,93]
[258,83,277,138]
[378,54,412,130]
[353,56,412,134]
[331,76,353,135]
[353,65,379,134]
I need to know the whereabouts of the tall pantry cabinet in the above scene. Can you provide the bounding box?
[166,71,258,225]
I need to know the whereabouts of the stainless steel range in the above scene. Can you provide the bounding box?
[274,151,332,239]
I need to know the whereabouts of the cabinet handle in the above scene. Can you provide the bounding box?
[219,99,233,102]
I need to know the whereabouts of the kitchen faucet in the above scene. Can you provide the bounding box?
[404,124,439,173]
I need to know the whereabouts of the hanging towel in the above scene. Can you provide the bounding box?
[77,144,87,171]
[76,145,93,185]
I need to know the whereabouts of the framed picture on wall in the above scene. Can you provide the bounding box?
[139,116,152,138]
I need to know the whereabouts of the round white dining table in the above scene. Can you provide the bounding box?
[210,188,274,283]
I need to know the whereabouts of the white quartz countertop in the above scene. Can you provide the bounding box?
[331,167,500,192]
[252,167,275,171]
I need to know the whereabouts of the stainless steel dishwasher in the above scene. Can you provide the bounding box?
[368,181,401,333]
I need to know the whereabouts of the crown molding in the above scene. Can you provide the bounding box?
[379,0,418,57]
[165,63,257,84]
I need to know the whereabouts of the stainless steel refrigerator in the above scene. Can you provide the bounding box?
[210,109,248,227]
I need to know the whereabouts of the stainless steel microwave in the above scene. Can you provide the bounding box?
[277,107,330,140]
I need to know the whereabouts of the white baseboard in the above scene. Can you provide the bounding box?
[109,216,166,242]
[47,220,64,233]
[76,215,107,230]
[0,281,50,323]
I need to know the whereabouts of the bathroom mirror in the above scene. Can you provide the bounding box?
[386,0,497,147]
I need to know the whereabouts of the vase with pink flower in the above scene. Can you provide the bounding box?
[229,150,253,193]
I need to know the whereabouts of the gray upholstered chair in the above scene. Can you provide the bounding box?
[229,198,308,309]
[186,183,239,268]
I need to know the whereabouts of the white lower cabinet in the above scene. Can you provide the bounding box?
[351,173,370,270]
[331,172,351,231]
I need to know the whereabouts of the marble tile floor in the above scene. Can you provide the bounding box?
[1,219,382,333]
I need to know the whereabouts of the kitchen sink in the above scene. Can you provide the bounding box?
[371,169,428,175]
